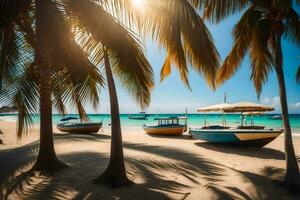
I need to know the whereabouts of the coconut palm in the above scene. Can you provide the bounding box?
[66,0,154,186]
[66,0,220,186]
[196,0,300,191]
[0,0,103,171]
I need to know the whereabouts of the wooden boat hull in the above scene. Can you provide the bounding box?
[189,129,283,147]
[143,125,187,136]
[57,123,102,134]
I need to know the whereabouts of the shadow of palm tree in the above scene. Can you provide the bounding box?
[195,142,285,160]
[146,134,192,140]
[237,169,300,199]
[1,133,297,199]
[0,133,110,183]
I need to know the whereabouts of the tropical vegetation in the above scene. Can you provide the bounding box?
[194,0,300,191]
[1,0,298,192]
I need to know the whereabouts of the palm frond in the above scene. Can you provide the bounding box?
[0,0,32,29]
[0,63,39,138]
[190,0,249,23]
[68,0,154,108]
[216,7,258,86]
[284,8,300,46]
[249,19,274,96]
[141,0,219,89]
[35,0,104,119]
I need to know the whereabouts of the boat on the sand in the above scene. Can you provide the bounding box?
[57,117,102,134]
[143,116,187,136]
[189,102,283,147]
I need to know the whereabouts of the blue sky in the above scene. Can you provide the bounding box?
[81,9,300,114]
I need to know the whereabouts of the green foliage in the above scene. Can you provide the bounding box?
[214,0,300,95]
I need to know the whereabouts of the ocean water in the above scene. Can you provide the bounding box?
[1,113,300,133]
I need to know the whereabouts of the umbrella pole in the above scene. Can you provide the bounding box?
[241,113,244,127]
[204,114,207,127]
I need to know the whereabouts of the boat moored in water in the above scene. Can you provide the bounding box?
[190,101,283,147]
[57,117,102,134]
[143,116,187,136]
[128,112,150,120]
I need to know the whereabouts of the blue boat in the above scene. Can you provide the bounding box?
[190,101,283,147]
[189,128,283,147]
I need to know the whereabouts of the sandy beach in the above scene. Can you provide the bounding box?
[0,120,300,200]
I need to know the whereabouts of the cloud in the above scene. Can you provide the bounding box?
[294,102,300,108]
[261,96,280,107]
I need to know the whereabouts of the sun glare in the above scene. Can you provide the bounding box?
[132,0,143,9]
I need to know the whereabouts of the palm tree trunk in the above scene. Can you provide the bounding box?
[33,0,66,171]
[94,48,131,187]
[275,32,300,191]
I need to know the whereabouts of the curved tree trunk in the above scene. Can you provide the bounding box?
[33,0,67,172]
[275,33,300,191]
[94,48,131,187]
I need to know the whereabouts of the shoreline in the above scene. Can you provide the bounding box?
[1,121,300,199]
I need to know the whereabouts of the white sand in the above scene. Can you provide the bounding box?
[0,121,299,199]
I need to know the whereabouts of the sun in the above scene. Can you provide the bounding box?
[132,0,144,9]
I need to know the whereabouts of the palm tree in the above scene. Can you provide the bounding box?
[0,0,103,171]
[198,0,300,191]
[66,0,220,186]
[67,0,154,186]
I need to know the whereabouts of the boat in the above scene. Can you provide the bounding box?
[190,101,283,147]
[143,116,187,136]
[57,117,102,134]
[190,128,283,147]
[270,115,282,120]
[128,112,149,120]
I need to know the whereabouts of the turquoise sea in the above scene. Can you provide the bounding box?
[1,113,300,133]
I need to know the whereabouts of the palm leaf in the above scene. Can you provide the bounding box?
[216,7,259,86]
[68,0,154,108]
[191,0,249,23]
[0,63,39,138]
[140,0,220,88]
[285,8,300,46]
[249,19,274,96]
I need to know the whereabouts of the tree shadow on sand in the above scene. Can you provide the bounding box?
[0,133,110,183]
[146,134,193,140]
[0,133,298,199]
[195,142,285,160]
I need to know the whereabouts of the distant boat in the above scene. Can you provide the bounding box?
[270,115,282,120]
[128,112,149,120]
[190,101,283,147]
[57,117,102,134]
[143,116,187,136]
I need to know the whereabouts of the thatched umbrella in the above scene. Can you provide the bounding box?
[197,103,232,126]
[224,101,274,126]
